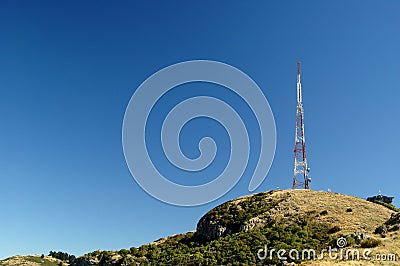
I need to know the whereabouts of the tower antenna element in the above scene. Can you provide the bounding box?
[292,62,311,189]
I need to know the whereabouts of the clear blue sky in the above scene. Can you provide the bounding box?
[1,0,399,259]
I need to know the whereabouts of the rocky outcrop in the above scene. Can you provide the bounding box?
[195,215,227,241]
[195,191,280,240]
[375,212,400,237]
[385,212,400,227]
[195,214,270,240]
[239,216,266,232]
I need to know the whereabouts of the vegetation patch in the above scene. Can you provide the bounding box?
[24,256,59,266]
[360,238,382,248]
[201,191,287,234]
[49,251,76,264]
[374,201,400,212]
[79,213,333,265]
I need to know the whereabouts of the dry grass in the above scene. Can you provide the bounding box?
[247,189,400,265]
[228,189,400,265]
[273,190,393,234]
[0,255,63,266]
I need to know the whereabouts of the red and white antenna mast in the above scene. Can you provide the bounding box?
[292,62,311,189]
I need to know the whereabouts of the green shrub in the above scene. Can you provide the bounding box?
[374,201,399,212]
[346,236,356,246]
[360,238,381,248]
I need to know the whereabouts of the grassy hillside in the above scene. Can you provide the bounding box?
[76,190,400,265]
[2,190,399,265]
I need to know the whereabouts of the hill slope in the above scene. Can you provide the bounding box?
[2,190,399,265]
[0,255,64,266]
[196,189,393,240]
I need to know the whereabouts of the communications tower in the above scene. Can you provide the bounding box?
[292,62,311,189]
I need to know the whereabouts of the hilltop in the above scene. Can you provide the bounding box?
[1,190,399,265]
[0,255,64,266]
